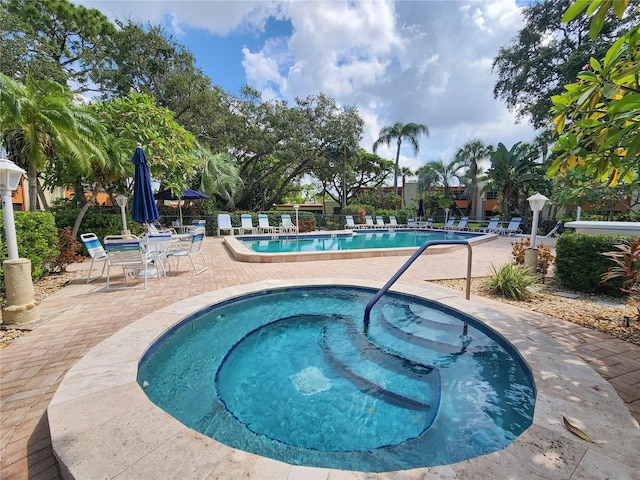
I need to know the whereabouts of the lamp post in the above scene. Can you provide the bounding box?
[445,207,450,224]
[0,158,39,325]
[525,192,549,272]
[293,204,300,232]
[115,194,129,235]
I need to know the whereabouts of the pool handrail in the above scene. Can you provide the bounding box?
[363,240,472,326]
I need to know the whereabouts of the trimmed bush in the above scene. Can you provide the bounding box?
[1,211,60,292]
[555,233,630,295]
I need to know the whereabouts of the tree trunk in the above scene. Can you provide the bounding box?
[71,182,101,240]
[27,163,39,211]
[36,180,50,211]
[394,137,402,194]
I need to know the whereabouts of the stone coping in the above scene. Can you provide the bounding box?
[224,230,496,263]
[48,279,640,479]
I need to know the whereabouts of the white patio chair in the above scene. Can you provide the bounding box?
[103,235,152,290]
[344,215,357,229]
[166,228,209,275]
[474,217,501,233]
[375,216,387,228]
[80,233,108,283]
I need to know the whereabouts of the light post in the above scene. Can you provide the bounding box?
[525,192,549,272]
[1,158,39,325]
[115,194,129,235]
[445,207,450,224]
[293,204,300,233]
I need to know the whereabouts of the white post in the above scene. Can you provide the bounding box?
[445,208,450,224]
[530,209,540,249]
[115,194,129,235]
[293,204,300,232]
[1,188,18,260]
[576,206,581,221]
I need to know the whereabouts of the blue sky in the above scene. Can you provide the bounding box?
[79,1,539,176]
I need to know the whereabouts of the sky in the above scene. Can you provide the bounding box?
[78,0,540,176]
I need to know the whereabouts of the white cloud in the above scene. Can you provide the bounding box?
[77,0,539,178]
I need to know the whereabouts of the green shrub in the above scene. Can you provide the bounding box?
[0,211,60,292]
[555,233,629,295]
[483,263,538,300]
[52,203,143,244]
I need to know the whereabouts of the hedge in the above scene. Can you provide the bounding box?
[555,233,632,295]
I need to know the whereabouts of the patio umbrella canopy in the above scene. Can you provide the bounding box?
[155,189,209,225]
[131,144,160,224]
[417,199,425,220]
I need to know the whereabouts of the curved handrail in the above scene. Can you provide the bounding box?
[363,240,472,326]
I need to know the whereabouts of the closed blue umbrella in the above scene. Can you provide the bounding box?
[131,143,160,224]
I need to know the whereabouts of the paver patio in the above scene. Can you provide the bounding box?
[1,236,639,479]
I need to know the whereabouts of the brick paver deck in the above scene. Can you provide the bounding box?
[1,236,639,479]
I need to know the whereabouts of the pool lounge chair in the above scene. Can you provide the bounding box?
[344,215,356,229]
[364,215,376,228]
[217,213,240,236]
[542,220,562,238]
[474,217,501,233]
[375,216,387,228]
[407,218,418,228]
[240,214,258,235]
[498,217,522,236]
[456,217,470,231]
[442,218,456,230]
[281,214,298,233]
[80,233,108,283]
[258,214,281,234]
[388,216,405,228]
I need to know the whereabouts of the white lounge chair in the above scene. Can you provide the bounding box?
[240,214,258,235]
[166,228,208,275]
[442,218,456,230]
[498,217,522,236]
[456,217,470,231]
[364,215,376,228]
[80,233,108,283]
[217,213,240,236]
[281,214,298,233]
[388,216,405,228]
[344,215,357,229]
[542,221,562,238]
[407,218,417,228]
[258,214,281,234]
[474,217,501,233]
[375,216,387,228]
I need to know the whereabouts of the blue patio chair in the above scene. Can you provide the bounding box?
[80,233,108,283]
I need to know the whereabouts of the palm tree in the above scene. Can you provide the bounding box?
[373,122,429,195]
[0,73,106,210]
[484,142,539,218]
[194,144,243,209]
[455,139,494,216]
[417,159,466,196]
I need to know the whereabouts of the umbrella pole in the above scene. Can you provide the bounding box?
[179,201,183,226]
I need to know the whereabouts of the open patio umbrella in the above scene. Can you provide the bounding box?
[154,188,209,225]
[417,199,425,221]
[131,143,160,225]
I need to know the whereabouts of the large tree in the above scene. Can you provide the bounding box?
[550,0,640,187]
[416,158,466,201]
[0,73,107,210]
[492,0,638,129]
[454,139,494,216]
[0,0,116,92]
[372,122,429,195]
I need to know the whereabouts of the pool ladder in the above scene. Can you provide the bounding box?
[363,240,472,326]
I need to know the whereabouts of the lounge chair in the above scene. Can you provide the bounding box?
[388,216,405,228]
[364,215,376,228]
[280,214,298,233]
[442,218,456,230]
[344,215,357,229]
[375,216,386,228]
[103,235,152,290]
[217,213,240,236]
[407,218,417,228]
[166,228,208,275]
[456,217,470,231]
[474,217,501,233]
[258,214,281,234]
[240,214,258,235]
[542,221,562,238]
[498,217,522,236]
[423,218,433,228]
[80,233,108,283]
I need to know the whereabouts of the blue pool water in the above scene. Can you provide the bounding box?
[138,287,535,472]
[241,230,480,253]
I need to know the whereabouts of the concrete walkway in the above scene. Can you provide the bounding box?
[1,236,639,479]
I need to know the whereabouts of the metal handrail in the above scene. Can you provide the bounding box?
[363,240,472,326]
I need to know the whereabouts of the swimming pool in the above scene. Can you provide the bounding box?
[138,286,535,472]
[225,229,494,262]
